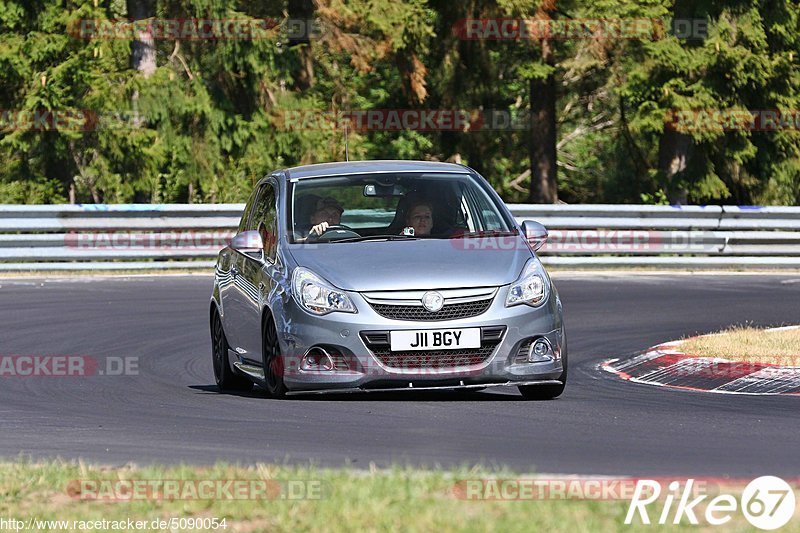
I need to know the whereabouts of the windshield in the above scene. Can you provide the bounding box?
[288,172,513,244]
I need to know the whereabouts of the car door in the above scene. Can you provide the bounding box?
[237,179,280,363]
[219,187,259,354]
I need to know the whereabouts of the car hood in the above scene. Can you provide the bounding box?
[287,238,533,292]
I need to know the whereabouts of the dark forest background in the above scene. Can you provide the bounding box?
[1,0,798,205]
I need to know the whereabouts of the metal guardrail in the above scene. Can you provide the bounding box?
[0,204,798,270]
[509,205,800,267]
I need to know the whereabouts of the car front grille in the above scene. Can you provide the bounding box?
[515,339,533,364]
[360,326,505,370]
[325,348,351,371]
[369,344,499,370]
[369,298,493,321]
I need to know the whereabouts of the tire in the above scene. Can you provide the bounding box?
[518,337,568,400]
[211,310,253,392]
[262,317,287,398]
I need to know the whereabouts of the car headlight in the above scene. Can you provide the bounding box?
[505,259,549,307]
[292,267,356,315]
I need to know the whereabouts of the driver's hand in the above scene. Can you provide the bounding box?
[309,221,329,236]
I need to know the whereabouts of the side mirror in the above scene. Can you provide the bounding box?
[230,230,265,261]
[521,220,548,252]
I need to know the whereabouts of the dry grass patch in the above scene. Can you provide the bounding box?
[681,326,800,364]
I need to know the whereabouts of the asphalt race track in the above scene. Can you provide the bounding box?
[1,273,798,477]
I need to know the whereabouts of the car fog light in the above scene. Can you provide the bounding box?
[301,348,334,371]
[528,338,552,362]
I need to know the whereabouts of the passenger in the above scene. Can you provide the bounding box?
[307,196,344,237]
[404,199,434,236]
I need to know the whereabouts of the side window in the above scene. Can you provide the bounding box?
[238,187,260,233]
[463,184,504,232]
[248,183,278,261]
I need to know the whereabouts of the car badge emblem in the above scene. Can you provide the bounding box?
[421,291,444,312]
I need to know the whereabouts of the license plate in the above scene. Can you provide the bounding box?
[390,328,481,351]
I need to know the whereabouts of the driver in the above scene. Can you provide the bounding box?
[308,196,344,237]
[404,198,434,236]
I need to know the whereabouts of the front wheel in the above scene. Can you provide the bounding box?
[262,317,287,398]
[211,310,253,392]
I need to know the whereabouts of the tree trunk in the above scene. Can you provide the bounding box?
[528,38,558,204]
[288,0,315,90]
[657,128,691,205]
[127,0,155,132]
[127,0,156,77]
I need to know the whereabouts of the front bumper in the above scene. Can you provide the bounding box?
[285,379,564,396]
[277,283,565,392]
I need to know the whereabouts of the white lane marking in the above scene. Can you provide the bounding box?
[761,325,800,333]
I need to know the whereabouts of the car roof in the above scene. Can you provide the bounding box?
[279,160,471,180]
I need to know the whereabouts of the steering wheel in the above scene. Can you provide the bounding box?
[309,224,361,242]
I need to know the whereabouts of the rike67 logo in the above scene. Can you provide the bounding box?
[626,476,796,530]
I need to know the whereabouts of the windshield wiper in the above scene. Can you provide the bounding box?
[331,234,419,243]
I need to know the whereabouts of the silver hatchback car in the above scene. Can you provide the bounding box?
[210,161,566,399]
